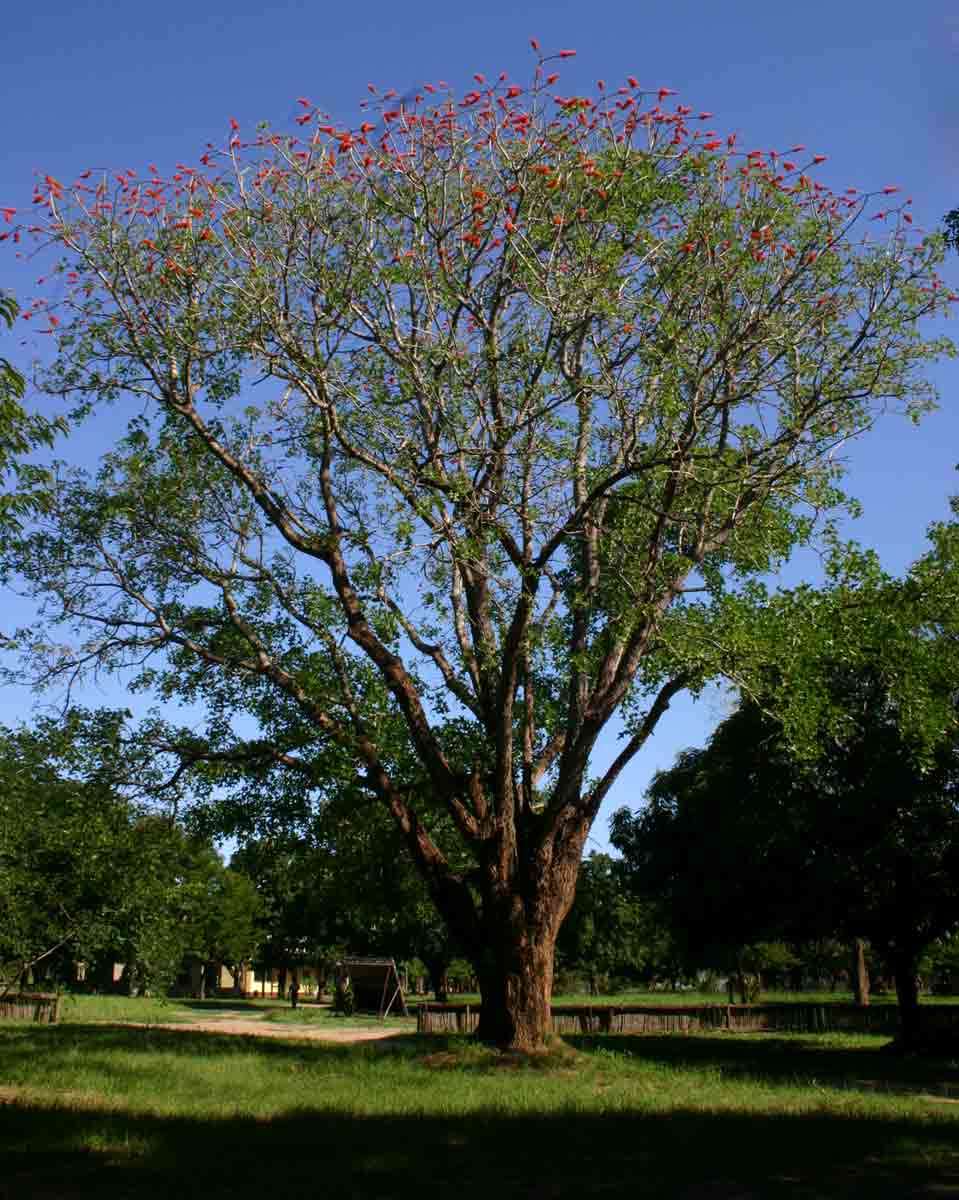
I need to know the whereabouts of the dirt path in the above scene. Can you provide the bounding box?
[114,1015,411,1043]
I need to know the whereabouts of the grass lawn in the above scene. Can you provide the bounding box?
[2,1020,959,1198]
[55,993,418,1029]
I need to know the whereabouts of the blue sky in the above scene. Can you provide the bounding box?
[2,0,958,848]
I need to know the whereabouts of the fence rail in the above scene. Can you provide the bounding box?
[417,1001,959,1037]
[0,993,62,1024]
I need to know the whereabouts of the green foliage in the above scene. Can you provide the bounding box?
[611,521,959,983]
[556,854,679,990]
[0,709,245,996]
[180,849,264,982]
[0,712,134,992]
[0,293,63,535]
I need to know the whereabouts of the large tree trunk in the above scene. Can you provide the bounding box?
[470,855,579,1051]
[475,933,556,1051]
[851,938,870,1007]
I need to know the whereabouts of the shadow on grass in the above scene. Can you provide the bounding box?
[0,1023,414,1070]
[566,1034,959,1099]
[4,1029,959,1198]
[2,1096,959,1199]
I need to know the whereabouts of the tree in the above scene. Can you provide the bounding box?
[610,701,827,996]
[0,710,206,996]
[224,789,468,1000]
[182,850,264,997]
[0,714,134,994]
[4,51,954,1048]
[612,646,959,1044]
[556,853,676,993]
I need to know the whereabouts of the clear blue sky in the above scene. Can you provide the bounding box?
[2,0,958,848]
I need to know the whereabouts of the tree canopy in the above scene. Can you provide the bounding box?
[611,517,959,1043]
[0,710,218,995]
[3,51,955,1046]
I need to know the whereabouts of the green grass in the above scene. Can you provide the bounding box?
[2,1021,959,1198]
[57,994,200,1024]
[261,1005,415,1028]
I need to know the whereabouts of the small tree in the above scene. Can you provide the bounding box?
[5,48,954,1048]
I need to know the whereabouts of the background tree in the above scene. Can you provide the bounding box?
[222,781,470,1000]
[612,521,959,1045]
[0,710,210,996]
[555,853,677,994]
[0,713,133,994]
[181,849,264,997]
[5,53,954,1048]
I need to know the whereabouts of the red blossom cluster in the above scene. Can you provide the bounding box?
[2,43,956,337]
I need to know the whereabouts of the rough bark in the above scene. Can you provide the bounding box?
[471,848,582,1050]
[475,934,557,1051]
[851,938,870,1007]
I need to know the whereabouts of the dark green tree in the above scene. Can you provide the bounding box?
[944,208,959,256]
[556,853,677,993]
[182,850,264,997]
[0,711,209,995]
[612,668,959,1043]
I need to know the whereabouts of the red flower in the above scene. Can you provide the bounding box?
[698,111,714,119]
[0,207,15,222]
[559,49,577,58]
[230,117,240,131]
[882,185,899,194]
[530,37,540,50]
[474,73,486,84]
[546,73,559,84]
[702,140,721,151]
[506,85,522,98]
[627,76,639,88]
[658,87,677,101]
[812,154,827,164]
